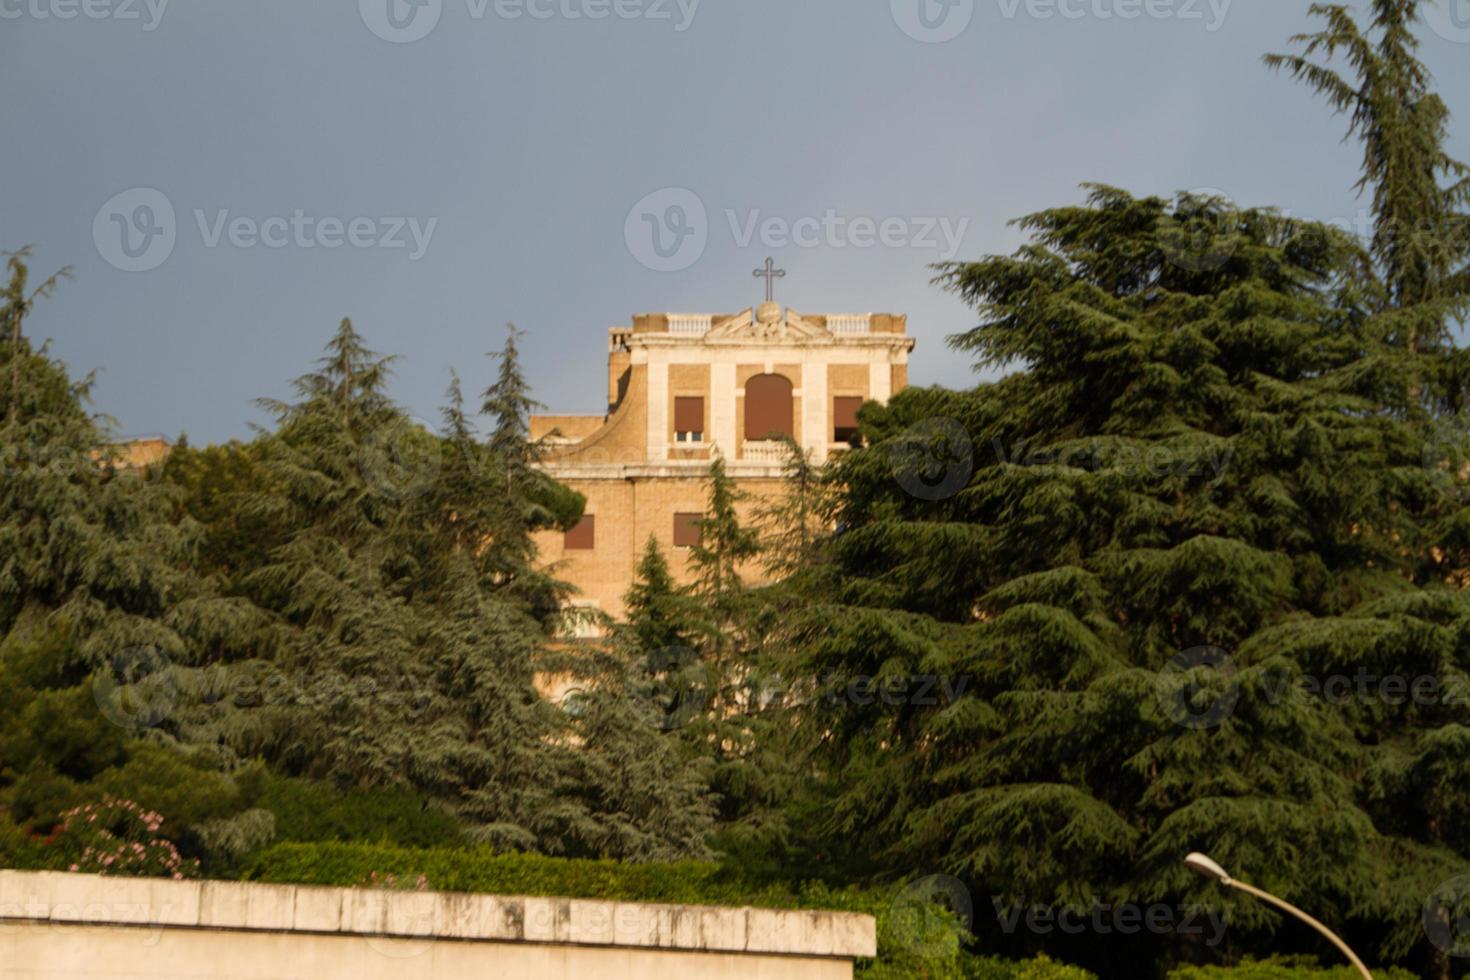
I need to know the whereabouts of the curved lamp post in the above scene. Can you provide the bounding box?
[1184,853,1372,980]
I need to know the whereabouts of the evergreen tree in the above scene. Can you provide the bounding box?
[1265,0,1470,357]
[476,325,584,619]
[754,436,833,579]
[787,188,1470,974]
[0,248,269,866]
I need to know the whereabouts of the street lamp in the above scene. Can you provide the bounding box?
[1184,852,1373,980]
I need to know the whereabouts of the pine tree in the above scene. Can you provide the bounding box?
[787,188,1470,973]
[754,436,833,579]
[476,324,583,619]
[1265,0,1470,356]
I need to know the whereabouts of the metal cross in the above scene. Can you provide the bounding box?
[753,257,786,302]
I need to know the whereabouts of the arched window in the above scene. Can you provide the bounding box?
[745,374,794,441]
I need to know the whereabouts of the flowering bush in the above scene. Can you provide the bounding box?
[56,797,199,880]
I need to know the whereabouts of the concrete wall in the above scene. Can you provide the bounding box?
[0,871,874,980]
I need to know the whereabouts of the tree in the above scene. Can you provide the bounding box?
[754,436,833,579]
[787,188,1470,974]
[475,325,584,618]
[1265,0,1470,358]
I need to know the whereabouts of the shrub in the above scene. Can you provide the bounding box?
[1166,956,1417,980]
[53,797,199,879]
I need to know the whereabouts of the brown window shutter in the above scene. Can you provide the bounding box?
[675,396,704,434]
[833,396,863,441]
[744,374,794,441]
[673,512,702,548]
[564,515,595,550]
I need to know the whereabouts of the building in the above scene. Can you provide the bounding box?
[530,293,914,621]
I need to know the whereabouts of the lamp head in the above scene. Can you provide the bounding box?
[1184,852,1232,884]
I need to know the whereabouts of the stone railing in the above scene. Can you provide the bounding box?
[667,314,713,336]
[0,870,876,980]
[826,314,871,335]
[742,440,792,464]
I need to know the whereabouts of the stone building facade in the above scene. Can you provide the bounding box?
[530,300,914,621]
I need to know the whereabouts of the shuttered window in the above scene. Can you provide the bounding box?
[564,515,595,550]
[675,396,704,441]
[833,396,863,443]
[673,513,702,548]
[745,374,794,441]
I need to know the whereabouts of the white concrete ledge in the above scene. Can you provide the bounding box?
[0,870,877,960]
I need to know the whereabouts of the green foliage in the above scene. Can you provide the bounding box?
[786,186,1470,974]
[52,797,200,878]
[1166,957,1415,980]
[234,768,464,849]
[1265,0,1470,354]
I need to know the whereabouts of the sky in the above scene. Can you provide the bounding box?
[3,0,1470,444]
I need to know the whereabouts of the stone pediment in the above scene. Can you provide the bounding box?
[705,302,831,342]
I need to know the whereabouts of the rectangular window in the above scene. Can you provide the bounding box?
[834,396,863,443]
[564,515,595,550]
[673,512,703,549]
[675,396,705,442]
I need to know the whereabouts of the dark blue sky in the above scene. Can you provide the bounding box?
[4,0,1469,443]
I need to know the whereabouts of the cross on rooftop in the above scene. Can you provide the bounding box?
[753,257,786,303]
